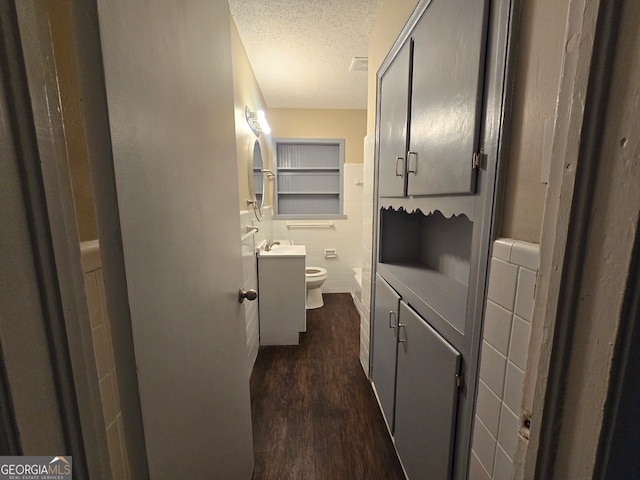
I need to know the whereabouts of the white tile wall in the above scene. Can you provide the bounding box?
[473,419,498,476]
[503,361,525,413]
[80,241,131,480]
[483,301,513,356]
[493,445,513,480]
[239,207,273,375]
[486,258,519,311]
[476,379,502,437]
[509,317,531,370]
[479,341,508,397]
[498,405,519,458]
[359,134,375,374]
[270,164,364,294]
[514,268,536,320]
[470,239,539,480]
[470,452,492,480]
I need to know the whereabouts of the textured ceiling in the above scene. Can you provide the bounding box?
[229,0,383,110]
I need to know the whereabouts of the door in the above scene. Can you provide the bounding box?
[371,274,401,432]
[97,1,254,478]
[378,41,411,197]
[394,302,461,479]
[407,0,488,195]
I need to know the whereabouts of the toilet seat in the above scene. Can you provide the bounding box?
[306,267,327,278]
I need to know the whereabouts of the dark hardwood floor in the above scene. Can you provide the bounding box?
[250,293,405,480]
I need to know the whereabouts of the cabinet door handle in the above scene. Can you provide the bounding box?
[398,323,407,343]
[407,151,418,174]
[388,310,397,329]
[395,157,404,177]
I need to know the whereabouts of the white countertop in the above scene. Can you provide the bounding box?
[257,243,306,258]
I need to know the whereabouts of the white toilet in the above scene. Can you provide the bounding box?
[305,267,328,309]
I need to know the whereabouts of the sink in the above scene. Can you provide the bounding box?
[258,244,306,257]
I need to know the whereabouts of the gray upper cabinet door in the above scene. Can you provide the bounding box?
[378,41,411,197]
[407,0,489,196]
[394,302,461,480]
[371,274,401,432]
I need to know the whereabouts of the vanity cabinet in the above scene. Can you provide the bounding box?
[257,248,306,346]
[378,0,489,198]
[371,275,461,480]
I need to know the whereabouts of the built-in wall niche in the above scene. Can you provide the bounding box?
[378,207,472,333]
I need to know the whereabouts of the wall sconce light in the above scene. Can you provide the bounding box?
[245,106,260,137]
[256,110,271,135]
[245,106,271,137]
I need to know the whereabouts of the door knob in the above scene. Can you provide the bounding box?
[239,288,258,303]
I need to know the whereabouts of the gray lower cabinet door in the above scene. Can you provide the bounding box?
[394,302,461,480]
[371,274,401,432]
[407,0,488,195]
[378,41,411,197]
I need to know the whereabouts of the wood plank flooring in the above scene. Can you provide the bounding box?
[250,293,405,480]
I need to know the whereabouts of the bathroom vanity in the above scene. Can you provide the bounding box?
[369,0,514,478]
[257,243,306,345]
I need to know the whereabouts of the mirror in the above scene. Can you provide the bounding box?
[248,139,263,219]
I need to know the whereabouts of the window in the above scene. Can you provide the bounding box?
[274,139,345,218]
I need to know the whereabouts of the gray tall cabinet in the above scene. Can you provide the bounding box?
[370,0,516,478]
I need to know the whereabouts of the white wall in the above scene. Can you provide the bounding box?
[239,207,273,374]
[359,135,376,374]
[270,163,364,293]
[469,239,539,480]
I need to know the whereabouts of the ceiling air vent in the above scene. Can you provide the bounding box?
[349,57,368,72]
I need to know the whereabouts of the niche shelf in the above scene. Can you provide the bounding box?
[378,207,472,333]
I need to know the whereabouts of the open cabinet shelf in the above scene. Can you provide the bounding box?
[377,207,471,334]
